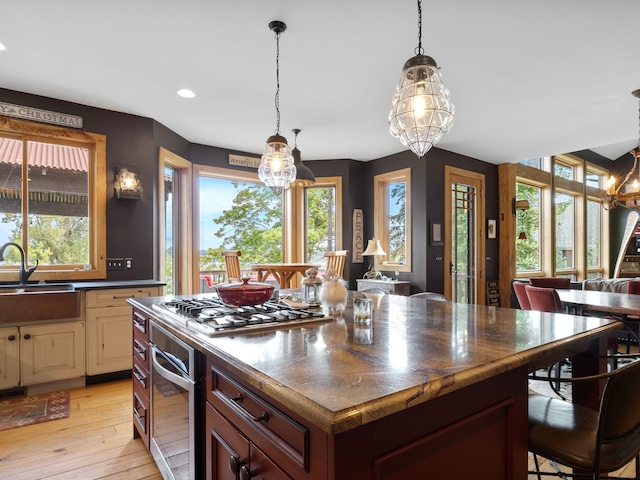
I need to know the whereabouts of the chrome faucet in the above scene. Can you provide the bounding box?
[0,242,38,285]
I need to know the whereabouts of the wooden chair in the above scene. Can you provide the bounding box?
[221,250,242,283]
[324,250,349,278]
[528,359,640,479]
[512,281,532,310]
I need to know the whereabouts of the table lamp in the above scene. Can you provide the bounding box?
[362,239,386,279]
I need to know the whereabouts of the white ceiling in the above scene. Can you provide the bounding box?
[1,0,639,164]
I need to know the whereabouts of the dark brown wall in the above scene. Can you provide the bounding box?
[0,88,190,281]
[1,87,618,293]
[362,149,499,294]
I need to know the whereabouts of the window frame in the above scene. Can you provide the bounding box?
[0,116,106,282]
[188,164,342,291]
[513,154,609,281]
[373,168,412,273]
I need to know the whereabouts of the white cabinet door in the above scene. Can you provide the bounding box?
[86,306,132,375]
[85,287,160,376]
[0,327,20,389]
[21,322,85,386]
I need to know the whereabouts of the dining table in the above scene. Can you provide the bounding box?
[250,262,319,289]
[557,288,640,350]
[556,288,640,317]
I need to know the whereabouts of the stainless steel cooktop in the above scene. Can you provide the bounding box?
[153,295,331,337]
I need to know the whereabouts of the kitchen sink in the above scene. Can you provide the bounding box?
[0,283,76,294]
[0,283,80,323]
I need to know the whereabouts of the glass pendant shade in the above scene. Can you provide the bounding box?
[258,133,296,195]
[389,54,455,158]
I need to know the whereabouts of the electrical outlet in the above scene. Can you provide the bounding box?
[125,258,133,270]
[107,258,125,270]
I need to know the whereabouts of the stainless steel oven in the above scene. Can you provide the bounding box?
[149,321,201,480]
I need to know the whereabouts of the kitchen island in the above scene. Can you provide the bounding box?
[129,292,619,480]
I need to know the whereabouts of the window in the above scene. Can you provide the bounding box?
[515,182,541,273]
[0,117,106,282]
[512,155,609,281]
[189,165,342,291]
[554,191,576,274]
[198,174,284,272]
[305,183,338,266]
[374,168,411,272]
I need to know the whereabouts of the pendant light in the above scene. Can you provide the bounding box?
[258,20,296,195]
[388,0,455,158]
[292,128,316,186]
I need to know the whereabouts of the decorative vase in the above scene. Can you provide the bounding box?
[319,268,348,313]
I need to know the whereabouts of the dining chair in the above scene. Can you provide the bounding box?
[411,292,451,303]
[525,285,564,313]
[324,250,349,278]
[529,277,571,289]
[528,358,640,479]
[221,250,242,283]
[628,280,640,295]
[512,281,532,310]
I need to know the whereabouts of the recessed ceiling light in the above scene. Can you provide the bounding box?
[177,89,195,98]
[0,42,6,51]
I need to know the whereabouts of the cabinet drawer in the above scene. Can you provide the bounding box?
[132,357,150,396]
[87,287,160,309]
[133,381,150,449]
[132,310,149,338]
[133,332,149,370]
[207,364,309,474]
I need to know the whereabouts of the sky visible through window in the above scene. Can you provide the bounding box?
[199,178,242,251]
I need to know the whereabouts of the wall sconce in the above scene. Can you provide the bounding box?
[513,198,530,240]
[115,167,142,200]
[513,199,530,217]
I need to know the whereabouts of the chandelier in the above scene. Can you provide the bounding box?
[258,21,296,195]
[603,89,640,210]
[388,0,455,158]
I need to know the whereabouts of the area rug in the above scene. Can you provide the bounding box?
[0,391,70,432]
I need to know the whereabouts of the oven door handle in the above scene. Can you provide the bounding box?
[151,345,193,390]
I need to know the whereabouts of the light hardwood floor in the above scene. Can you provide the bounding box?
[0,379,161,480]
[0,379,637,479]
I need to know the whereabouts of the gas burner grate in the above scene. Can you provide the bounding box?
[155,296,331,336]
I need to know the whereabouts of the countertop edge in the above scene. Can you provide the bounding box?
[127,298,620,435]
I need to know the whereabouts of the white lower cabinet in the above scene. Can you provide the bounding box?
[0,327,20,389]
[0,322,86,387]
[85,287,161,375]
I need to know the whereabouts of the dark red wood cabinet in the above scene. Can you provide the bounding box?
[131,309,151,449]
[203,356,527,480]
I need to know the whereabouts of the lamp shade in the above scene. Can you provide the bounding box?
[292,145,315,186]
[362,239,386,256]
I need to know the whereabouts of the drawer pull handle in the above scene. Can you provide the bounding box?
[252,412,268,423]
[232,393,243,403]
[230,392,267,422]
[240,465,257,480]
[133,405,145,420]
[229,456,245,475]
